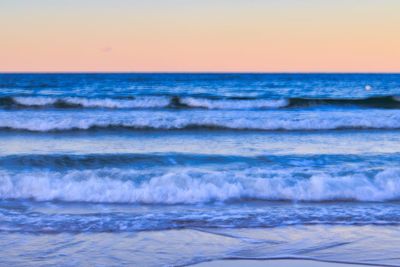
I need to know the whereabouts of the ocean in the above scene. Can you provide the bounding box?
[0,73,400,266]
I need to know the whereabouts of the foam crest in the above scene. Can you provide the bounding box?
[1,168,400,204]
[14,97,57,106]
[5,95,400,110]
[180,97,289,109]
[12,96,171,109]
[1,109,400,131]
[64,97,170,108]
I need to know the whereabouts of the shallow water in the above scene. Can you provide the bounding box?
[1,73,400,266]
[1,226,399,266]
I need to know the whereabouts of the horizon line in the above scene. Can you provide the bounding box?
[1,71,400,75]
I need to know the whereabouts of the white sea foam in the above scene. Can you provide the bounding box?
[14,96,57,106]
[65,97,170,108]
[12,96,290,110]
[1,167,400,204]
[13,96,171,109]
[1,109,400,131]
[180,97,289,109]
[10,96,400,110]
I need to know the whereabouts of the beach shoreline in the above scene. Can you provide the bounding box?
[193,259,384,267]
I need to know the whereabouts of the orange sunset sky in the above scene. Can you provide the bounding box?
[1,0,400,72]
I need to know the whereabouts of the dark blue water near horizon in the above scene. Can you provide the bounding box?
[1,73,400,266]
[1,73,400,98]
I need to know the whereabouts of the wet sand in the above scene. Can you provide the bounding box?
[193,259,381,267]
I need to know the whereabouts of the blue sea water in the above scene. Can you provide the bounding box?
[1,73,400,266]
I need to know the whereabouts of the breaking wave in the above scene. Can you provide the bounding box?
[1,167,400,204]
[10,96,171,109]
[1,109,400,132]
[178,97,289,109]
[1,95,399,110]
[0,96,288,110]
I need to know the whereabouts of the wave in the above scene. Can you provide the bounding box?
[178,97,289,109]
[0,96,171,109]
[1,95,399,110]
[1,167,400,204]
[0,96,287,110]
[179,96,400,110]
[1,109,400,132]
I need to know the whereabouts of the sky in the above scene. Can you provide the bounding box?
[1,0,400,73]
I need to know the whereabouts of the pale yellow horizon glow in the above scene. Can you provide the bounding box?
[1,0,400,72]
